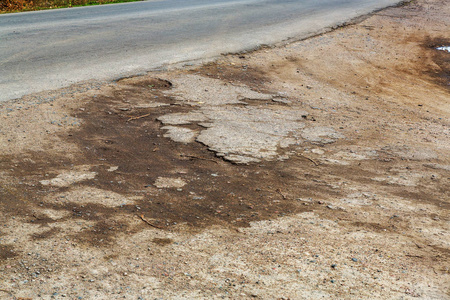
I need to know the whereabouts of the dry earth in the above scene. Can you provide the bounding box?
[0,0,449,299]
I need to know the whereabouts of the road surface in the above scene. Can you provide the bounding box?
[0,0,401,101]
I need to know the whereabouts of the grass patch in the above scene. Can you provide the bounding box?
[1,0,144,13]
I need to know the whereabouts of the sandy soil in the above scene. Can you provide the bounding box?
[0,0,449,299]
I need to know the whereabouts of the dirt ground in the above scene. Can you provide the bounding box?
[0,0,449,298]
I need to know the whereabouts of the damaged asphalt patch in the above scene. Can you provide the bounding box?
[0,75,328,240]
[158,74,343,164]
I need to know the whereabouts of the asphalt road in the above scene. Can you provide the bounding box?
[0,0,401,102]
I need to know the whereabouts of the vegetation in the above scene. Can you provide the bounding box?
[1,0,143,13]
